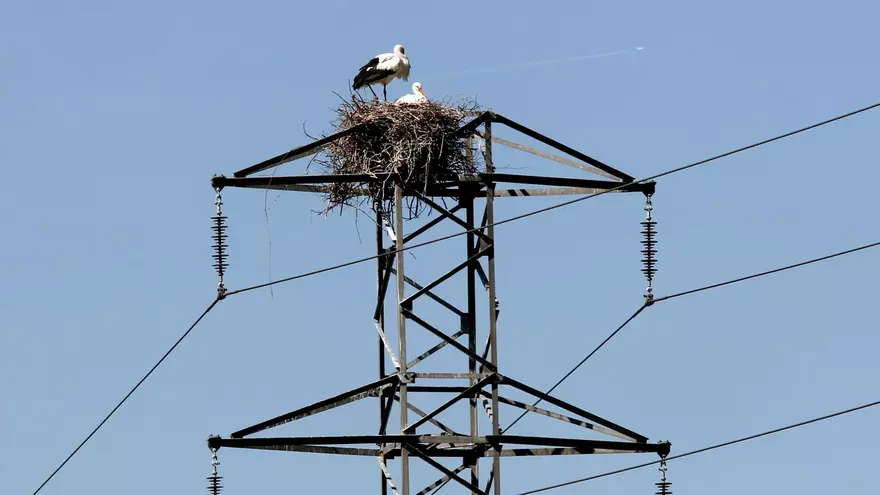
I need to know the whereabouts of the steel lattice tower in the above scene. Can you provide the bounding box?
[207,110,670,494]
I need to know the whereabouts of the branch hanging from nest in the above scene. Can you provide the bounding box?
[309,91,483,220]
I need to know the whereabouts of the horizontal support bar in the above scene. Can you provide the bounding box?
[216,173,394,187]
[485,186,640,198]
[211,173,654,196]
[407,386,470,393]
[227,444,383,456]
[412,373,494,380]
[488,435,664,452]
[382,446,659,458]
[212,434,475,448]
[484,173,652,192]
[496,447,607,456]
[208,435,671,456]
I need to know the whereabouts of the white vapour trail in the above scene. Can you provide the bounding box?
[436,46,644,80]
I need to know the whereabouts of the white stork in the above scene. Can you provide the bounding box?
[352,44,411,101]
[395,82,428,105]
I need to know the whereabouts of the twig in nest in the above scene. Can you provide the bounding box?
[309,92,483,220]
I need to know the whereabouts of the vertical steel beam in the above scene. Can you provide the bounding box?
[395,185,410,495]
[484,122,502,495]
[465,166,480,494]
[377,200,388,495]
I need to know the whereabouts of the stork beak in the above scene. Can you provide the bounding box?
[419,88,428,98]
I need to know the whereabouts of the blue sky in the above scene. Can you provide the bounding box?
[2,1,879,494]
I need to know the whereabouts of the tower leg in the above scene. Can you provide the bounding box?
[465,192,480,492]
[395,185,410,495]
[376,200,388,495]
[484,121,502,495]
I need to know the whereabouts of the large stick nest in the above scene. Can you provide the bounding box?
[309,93,483,220]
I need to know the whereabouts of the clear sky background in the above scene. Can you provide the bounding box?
[2,1,879,494]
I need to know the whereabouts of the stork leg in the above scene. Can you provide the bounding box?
[368,85,378,101]
[383,84,387,101]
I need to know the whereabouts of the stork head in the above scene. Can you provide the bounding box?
[413,82,427,98]
[394,44,406,56]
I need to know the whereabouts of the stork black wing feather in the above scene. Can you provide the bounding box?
[353,65,396,89]
[358,56,379,72]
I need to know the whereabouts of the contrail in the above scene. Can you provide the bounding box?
[433,46,644,80]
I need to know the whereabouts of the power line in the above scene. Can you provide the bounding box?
[503,304,648,432]
[460,305,653,495]
[225,101,880,297]
[517,397,880,494]
[438,238,880,494]
[654,240,880,303]
[30,296,223,495]
[507,239,880,493]
[496,239,880,434]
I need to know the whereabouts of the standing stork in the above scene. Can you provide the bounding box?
[395,82,428,105]
[352,44,411,101]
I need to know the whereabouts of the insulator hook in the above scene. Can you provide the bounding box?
[206,446,223,495]
[655,441,672,495]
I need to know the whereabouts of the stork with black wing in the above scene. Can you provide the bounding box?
[352,44,411,101]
